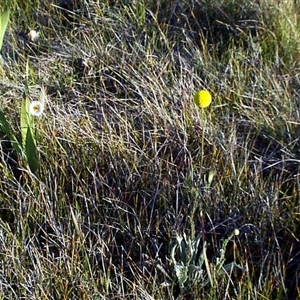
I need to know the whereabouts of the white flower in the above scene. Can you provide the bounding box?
[28,30,40,42]
[29,101,44,117]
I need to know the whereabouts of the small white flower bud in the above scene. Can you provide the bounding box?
[234,229,240,236]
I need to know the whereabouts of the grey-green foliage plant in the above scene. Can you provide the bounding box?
[170,229,245,292]
[170,232,208,289]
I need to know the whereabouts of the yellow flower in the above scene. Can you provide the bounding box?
[194,90,212,108]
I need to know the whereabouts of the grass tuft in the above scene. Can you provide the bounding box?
[0,0,299,299]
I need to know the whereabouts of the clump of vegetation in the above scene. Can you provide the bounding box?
[0,0,299,299]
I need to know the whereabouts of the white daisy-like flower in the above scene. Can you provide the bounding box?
[29,101,44,117]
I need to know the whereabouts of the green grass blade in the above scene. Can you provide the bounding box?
[0,4,11,51]
[0,109,22,155]
[0,109,13,137]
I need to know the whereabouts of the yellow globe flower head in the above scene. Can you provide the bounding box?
[194,90,212,108]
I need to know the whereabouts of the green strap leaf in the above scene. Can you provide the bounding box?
[20,95,38,174]
[25,126,39,174]
[20,95,33,148]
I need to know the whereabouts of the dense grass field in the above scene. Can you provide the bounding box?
[0,0,300,299]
